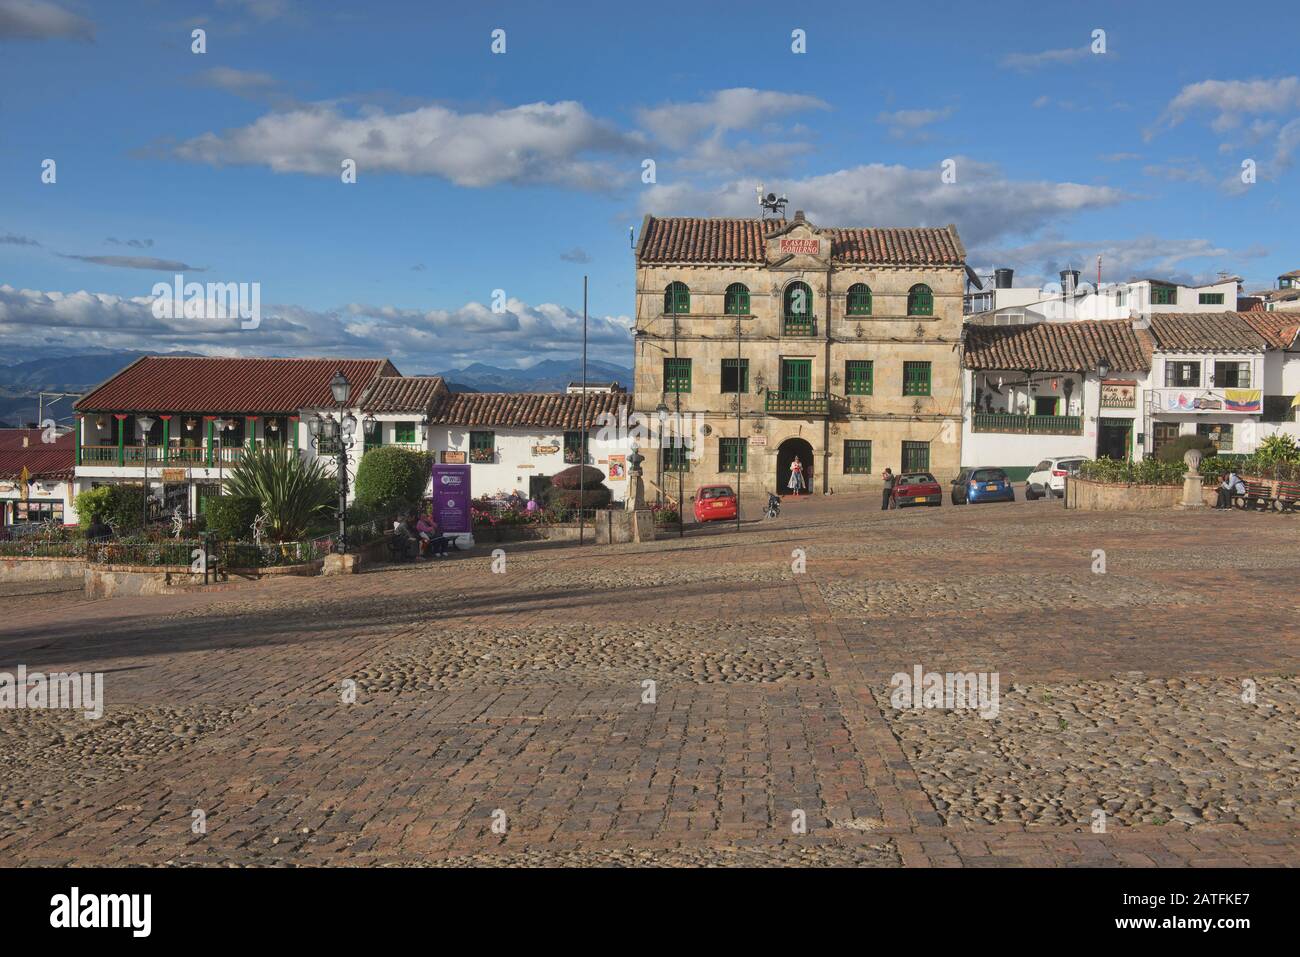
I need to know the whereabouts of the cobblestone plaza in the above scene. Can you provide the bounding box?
[2,495,1297,867]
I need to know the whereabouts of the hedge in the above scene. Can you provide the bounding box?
[203,495,262,540]
[354,446,431,514]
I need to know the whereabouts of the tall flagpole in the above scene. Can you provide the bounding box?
[579,276,588,545]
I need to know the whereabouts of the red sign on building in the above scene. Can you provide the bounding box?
[780,238,820,255]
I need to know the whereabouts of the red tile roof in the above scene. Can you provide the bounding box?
[0,428,73,451]
[0,431,74,480]
[358,376,447,413]
[429,392,627,430]
[75,357,399,414]
[1147,312,1268,352]
[963,320,1152,372]
[636,216,964,265]
[1237,310,1300,350]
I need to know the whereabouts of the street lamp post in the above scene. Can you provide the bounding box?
[138,414,155,529]
[306,371,376,555]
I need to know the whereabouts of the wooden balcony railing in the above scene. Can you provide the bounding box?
[78,444,246,467]
[972,413,1082,435]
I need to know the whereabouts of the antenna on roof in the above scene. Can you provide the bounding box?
[757,183,788,220]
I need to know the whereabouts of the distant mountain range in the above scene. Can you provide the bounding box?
[430,359,632,393]
[0,351,634,426]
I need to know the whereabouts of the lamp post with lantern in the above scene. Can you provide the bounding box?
[305,371,376,555]
[138,414,155,529]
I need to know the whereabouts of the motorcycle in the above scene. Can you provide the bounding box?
[764,493,782,520]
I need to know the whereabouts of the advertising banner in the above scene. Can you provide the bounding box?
[431,463,471,534]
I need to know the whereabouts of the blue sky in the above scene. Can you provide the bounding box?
[2,0,1298,372]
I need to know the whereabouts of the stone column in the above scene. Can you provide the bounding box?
[1180,448,1205,509]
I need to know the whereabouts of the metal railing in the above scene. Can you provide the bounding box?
[765,391,838,415]
[972,412,1083,435]
[781,316,817,336]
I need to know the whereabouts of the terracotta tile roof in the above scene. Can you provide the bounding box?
[429,391,627,430]
[0,435,74,480]
[1237,310,1300,350]
[0,429,73,451]
[636,216,964,265]
[75,357,399,414]
[963,320,1151,372]
[1147,312,1268,352]
[358,376,447,413]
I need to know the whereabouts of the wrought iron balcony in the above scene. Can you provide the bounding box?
[781,315,817,336]
[765,391,841,415]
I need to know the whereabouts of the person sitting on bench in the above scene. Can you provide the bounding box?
[392,514,420,559]
[1216,470,1245,509]
[416,508,453,558]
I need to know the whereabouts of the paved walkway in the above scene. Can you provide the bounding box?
[1,495,1297,866]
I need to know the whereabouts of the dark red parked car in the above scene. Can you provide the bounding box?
[893,472,942,507]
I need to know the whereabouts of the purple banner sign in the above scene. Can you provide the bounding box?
[431,463,471,534]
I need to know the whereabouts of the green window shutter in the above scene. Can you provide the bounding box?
[780,358,812,397]
[721,358,749,393]
[470,430,495,463]
[1199,292,1224,305]
[724,283,750,315]
[843,440,872,474]
[394,421,416,443]
[902,440,930,472]
[907,284,934,316]
[903,361,932,396]
[662,445,690,471]
[720,437,747,473]
[664,357,692,393]
[665,282,690,315]
[846,284,872,316]
[845,360,873,395]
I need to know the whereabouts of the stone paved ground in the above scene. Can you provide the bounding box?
[1,495,1297,867]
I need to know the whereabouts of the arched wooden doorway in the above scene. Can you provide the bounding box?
[776,437,814,495]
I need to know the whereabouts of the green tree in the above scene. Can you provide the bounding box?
[74,484,147,531]
[203,495,262,540]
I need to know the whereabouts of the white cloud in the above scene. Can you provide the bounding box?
[0,285,632,368]
[640,160,1129,246]
[193,66,280,99]
[973,236,1256,288]
[636,88,828,150]
[1000,46,1091,71]
[0,0,92,40]
[174,100,641,189]
[876,107,954,141]
[1159,77,1300,131]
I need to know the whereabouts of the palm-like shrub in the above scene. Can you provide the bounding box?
[224,447,334,541]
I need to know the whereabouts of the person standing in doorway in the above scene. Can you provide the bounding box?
[788,456,806,496]
[881,468,897,511]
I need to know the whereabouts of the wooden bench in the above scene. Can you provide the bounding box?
[1234,480,1276,511]
[387,532,417,562]
[1275,481,1300,513]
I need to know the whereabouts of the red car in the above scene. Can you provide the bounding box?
[893,471,943,507]
[693,484,738,522]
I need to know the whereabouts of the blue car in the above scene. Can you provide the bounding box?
[951,467,1016,504]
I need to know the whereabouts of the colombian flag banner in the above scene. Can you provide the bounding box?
[1224,389,1262,413]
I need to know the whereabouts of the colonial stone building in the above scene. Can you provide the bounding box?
[633,211,967,500]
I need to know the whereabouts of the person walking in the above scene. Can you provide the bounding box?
[881,467,897,511]
[788,456,806,496]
